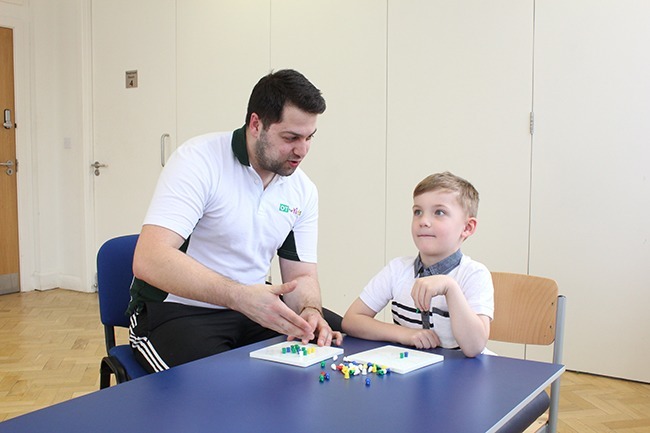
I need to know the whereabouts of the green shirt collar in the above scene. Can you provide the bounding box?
[231,125,249,166]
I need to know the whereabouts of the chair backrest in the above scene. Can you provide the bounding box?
[97,234,139,331]
[490,272,560,346]
[490,272,566,433]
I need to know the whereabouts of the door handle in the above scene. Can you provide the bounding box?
[160,133,170,167]
[3,109,13,129]
[1,160,15,176]
[91,161,108,176]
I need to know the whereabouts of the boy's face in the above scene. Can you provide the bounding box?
[411,189,477,267]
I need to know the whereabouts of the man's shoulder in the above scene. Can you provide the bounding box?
[181,131,234,151]
[173,131,236,167]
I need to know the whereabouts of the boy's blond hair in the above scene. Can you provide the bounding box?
[413,172,479,218]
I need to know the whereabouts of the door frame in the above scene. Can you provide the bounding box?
[80,0,96,292]
[0,13,37,292]
[0,26,19,294]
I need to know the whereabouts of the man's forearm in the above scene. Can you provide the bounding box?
[283,274,323,314]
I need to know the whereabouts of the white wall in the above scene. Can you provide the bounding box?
[30,0,91,291]
[1,0,92,292]
[91,0,175,247]
[530,0,650,382]
[386,1,534,272]
[5,0,650,382]
[269,0,388,315]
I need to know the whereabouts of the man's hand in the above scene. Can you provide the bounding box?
[294,307,343,347]
[232,280,315,342]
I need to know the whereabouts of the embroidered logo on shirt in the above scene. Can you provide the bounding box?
[279,203,302,216]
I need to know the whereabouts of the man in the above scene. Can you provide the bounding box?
[127,69,342,373]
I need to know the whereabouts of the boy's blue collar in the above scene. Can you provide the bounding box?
[414,249,463,277]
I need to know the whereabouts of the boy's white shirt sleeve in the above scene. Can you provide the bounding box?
[449,256,494,320]
[359,257,411,313]
[360,256,494,319]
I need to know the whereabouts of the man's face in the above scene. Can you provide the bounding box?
[253,105,318,177]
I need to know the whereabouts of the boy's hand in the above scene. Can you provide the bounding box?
[402,328,441,349]
[411,275,455,312]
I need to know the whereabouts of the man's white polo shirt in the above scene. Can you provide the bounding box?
[140,126,318,310]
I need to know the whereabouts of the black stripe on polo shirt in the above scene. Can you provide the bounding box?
[391,300,450,318]
[179,235,191,253]
[278,230,300,261]
[231,125,249,166]
[391,308,421,325]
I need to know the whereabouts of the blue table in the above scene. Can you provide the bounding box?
[0,336,563,433]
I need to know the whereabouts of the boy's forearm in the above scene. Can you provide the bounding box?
[343,314,409,344]
[445,285,490,357]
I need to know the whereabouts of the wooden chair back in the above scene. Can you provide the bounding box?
[490,272,559,346]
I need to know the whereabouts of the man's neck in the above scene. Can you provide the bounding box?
[245,129,276,188]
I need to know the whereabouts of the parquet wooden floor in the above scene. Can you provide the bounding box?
[0,288,123,421]
[1,289,650,432]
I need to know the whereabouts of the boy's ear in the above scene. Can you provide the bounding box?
[461,217,478,241]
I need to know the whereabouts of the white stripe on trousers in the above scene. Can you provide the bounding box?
[129,313,170,372]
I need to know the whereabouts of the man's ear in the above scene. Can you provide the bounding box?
[248,113,262,138]
[461,217,478,241]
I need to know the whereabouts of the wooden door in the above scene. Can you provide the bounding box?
[0,26,19,295]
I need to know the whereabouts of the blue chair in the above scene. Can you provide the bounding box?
[97,234,148,389]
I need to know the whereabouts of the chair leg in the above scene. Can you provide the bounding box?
[547,377,561,433]
[99,359,113,389]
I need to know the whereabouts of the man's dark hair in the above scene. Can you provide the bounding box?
[245,69,326,128]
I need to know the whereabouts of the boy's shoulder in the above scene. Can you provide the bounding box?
[452,255,493,286]
[382,254,491,280]
[458,254,489,271]
[385,254,489,273]
[386,255,418,271]
[374,256,419,280]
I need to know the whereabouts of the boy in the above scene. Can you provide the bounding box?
[342,172,493,357]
